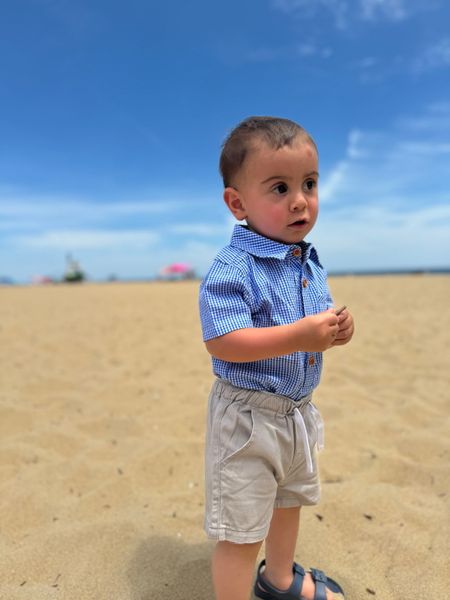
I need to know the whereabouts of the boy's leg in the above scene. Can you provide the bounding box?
[264,506,300,589]
[212,540,263,600]
[263,507,335,600]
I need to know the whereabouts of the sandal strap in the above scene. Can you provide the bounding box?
[310,568,328,600]
[291,562,306,598]
[310,566,345,596]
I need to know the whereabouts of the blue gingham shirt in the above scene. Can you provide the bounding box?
[199,225,333,400]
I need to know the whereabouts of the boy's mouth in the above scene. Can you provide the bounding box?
[289,218,308,227]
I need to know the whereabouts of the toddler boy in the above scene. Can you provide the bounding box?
[199,116,354,600]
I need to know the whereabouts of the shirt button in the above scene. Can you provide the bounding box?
[302,278,308,288]
[308,356,315,366]
[292,248,301,257]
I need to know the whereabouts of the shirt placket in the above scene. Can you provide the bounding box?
[295,257,318,384]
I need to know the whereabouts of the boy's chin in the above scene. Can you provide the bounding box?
[244,224,307,245]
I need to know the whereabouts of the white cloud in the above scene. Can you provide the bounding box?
[356,57,378,69]
[15,229,160,250]
[320,161,350,202]
[413,38,450,73]
[296,43,333,58]
[360,0,408,21]
[312,103,450,270]
[346,129,369,159]
[315,203,450,271]
[297,43,316,56]
[428,101,450,114]
[272,0,438,27]
[243,42,332,63]
[243,47,285,62]
[167,222,231,237]
[272,0,349,28]
[0,193,196,250]
[393,101,450,137]
[319,130,370,202]
[348,105,448,189]
[396,141,450,155]
[0,197,179,221]
[395,105,450,133]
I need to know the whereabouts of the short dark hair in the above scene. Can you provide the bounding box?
[219,116,317,187]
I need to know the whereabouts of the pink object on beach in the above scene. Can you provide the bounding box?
[160,262,193,275]
[158,262,196,280]
[32,275,54,285]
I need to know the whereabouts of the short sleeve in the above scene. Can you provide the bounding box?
[199,261,254,341]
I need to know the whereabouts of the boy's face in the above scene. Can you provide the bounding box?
[224,138,319,245]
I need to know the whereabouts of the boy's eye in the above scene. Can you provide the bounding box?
[273,182,288,194]
[303,179,317,192]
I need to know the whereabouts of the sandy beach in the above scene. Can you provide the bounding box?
[0,275,449,600]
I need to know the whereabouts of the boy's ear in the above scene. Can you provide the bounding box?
[223,187,247,220]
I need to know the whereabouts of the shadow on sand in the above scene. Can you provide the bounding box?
[128,535,214,600]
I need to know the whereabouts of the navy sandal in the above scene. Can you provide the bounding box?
[254,559,345,600]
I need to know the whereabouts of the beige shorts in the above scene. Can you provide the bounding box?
[204,379,323,544]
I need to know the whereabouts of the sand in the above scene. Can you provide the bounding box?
[0,275,449,600]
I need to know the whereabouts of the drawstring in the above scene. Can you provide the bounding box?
[293,404,325,474]
[308,403,325,451]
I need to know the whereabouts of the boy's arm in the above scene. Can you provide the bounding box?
[205,310,339,362]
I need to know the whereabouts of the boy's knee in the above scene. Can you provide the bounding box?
[214,539,263,560]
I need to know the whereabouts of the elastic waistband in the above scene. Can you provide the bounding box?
[212,378,313,415]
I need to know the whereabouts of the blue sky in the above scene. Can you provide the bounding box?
[1,0,449,282]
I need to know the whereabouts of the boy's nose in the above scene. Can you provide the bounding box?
[290,192,307,211]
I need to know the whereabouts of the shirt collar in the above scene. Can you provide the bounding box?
[230,224,320,266]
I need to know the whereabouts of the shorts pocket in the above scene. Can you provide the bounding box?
[219,401,256,464]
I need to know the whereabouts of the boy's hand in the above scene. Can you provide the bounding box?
[331,307,354,346]
[296,309,340,352]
